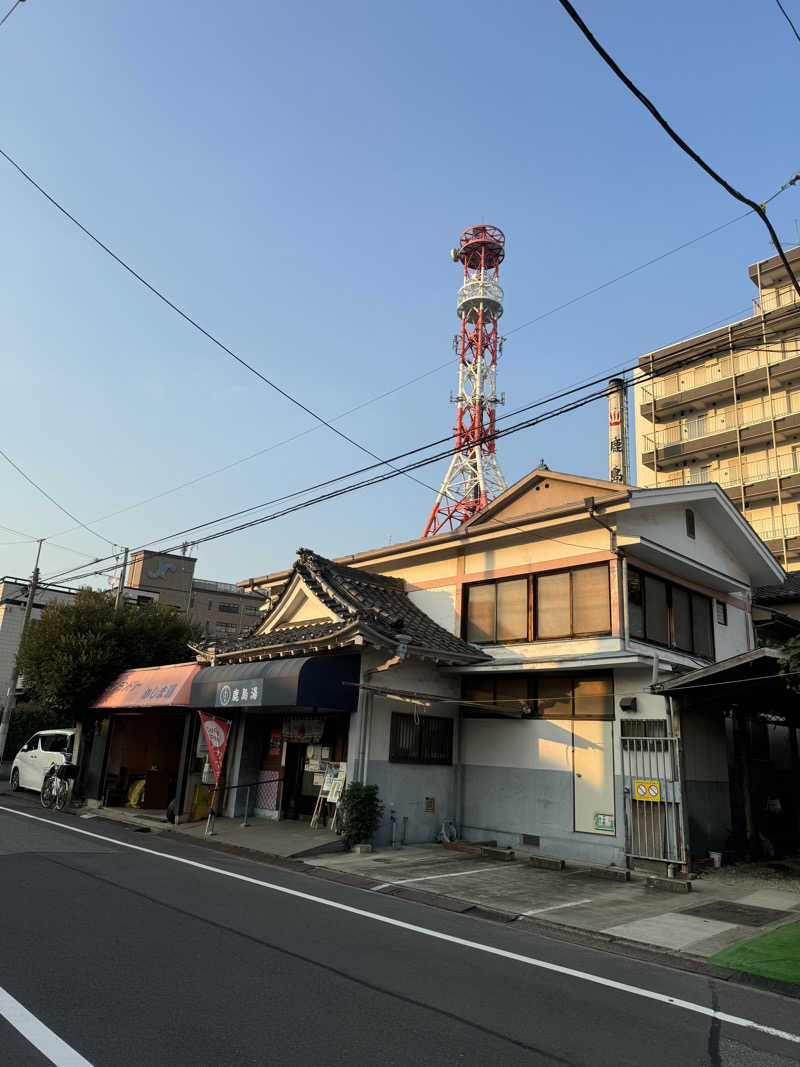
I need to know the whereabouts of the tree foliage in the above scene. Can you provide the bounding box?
[15,589,200,718]
[780,636,800,690]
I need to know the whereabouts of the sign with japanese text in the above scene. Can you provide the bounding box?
[215,678,263,708]
[199,713,231,784]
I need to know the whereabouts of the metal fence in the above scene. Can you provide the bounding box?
[621,734,685,865]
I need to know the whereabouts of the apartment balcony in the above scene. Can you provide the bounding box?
[639,341,800,418]
[641,395,800,469]
[653,454,800,508]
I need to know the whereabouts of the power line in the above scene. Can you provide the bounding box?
[555,0,800,301]
[4,142,789,543]
[505,212,753,336]
[0,445,116,548]
[0,0,23,30]
[39,321,771,586]
[0,146,438,500]
[41,333,753,588]
[775,0,800,44]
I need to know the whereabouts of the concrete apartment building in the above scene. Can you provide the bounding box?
[635,245,800,569]
[126,551,267,639]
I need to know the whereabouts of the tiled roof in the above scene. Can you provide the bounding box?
[199,548,488,665]
[753,574,800,604]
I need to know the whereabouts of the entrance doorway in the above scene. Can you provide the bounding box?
[281,742,308,820]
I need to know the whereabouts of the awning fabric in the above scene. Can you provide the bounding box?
[92,663,203,709]
[188,655,360,712]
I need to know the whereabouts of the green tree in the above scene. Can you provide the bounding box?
[780,636,800,690]
[15,588,200,719]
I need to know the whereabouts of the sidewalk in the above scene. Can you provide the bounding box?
[6,786,800,989]
[303,842,800,964]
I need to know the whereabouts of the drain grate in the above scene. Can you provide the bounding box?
[682,901,791,927]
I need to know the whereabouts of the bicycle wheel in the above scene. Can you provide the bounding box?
[55,779,70,812]
[40,772,56,809]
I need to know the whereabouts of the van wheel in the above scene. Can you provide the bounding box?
[10,767,19,792]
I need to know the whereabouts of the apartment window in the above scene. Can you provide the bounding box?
[218,602,239,615]
[685,508,696,539]
[628,567,714,659]
[464,564,611,645]
[716,600,728,626]
[462,673,614,720]
[389,713,453,764]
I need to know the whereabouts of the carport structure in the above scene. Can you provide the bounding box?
[657,648,800,867]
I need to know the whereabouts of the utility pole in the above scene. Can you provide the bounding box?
[114,548,129,610]
[0,538,43,762]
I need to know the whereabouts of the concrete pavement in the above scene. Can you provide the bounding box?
[2,803,800,1066]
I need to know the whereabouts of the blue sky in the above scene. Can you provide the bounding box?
[1,0,798,587]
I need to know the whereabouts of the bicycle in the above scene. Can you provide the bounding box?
[40,763,78,812]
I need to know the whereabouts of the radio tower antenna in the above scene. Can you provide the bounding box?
[423,225,507,536]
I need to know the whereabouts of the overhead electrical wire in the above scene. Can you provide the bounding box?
[555,0,800,300]
[40,325,771,588]
[0,147,439,500]
[4,139,794,546]
[0,445,116,549]
[775,0,800,44]
[0,0,23,31]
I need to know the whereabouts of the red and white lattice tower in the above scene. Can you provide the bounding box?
[423,225,507,536]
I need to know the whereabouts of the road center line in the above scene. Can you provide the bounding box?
[3,806,799,1048]
[373,865,500,891]
[0,985,94,1067]
[520,899,593,917]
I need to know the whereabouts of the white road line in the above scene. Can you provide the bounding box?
[3,806,799,1048]
[519,898,593,917]
[0,985,94,1067]
[373,865,501,891]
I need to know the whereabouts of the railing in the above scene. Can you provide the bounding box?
[203,774,282,836]
[654,453,800,491]
[749,520,800,542]
[640,338,800,404]
[644,394,798,451]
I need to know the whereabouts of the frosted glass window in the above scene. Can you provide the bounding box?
[572,566,611,635]
[496,579,528,642]
[466,583,495,644]
[537,573,571,638]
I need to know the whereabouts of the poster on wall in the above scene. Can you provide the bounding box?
[268,729,282,755]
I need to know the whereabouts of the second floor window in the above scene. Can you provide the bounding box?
[464,563,611,645]
[627,567,714,659]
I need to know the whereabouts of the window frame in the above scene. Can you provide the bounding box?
[463,563,612,646]
[627,565,715,660]
[388,712,454,765]
[461,672,615,721]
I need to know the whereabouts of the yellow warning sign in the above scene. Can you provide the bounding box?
[634,779,661,802]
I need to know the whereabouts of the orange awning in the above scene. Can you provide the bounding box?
[92,663,204,709]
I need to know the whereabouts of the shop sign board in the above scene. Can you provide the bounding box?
[215,678,263,708]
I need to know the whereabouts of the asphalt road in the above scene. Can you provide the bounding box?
[1,800,799,1066]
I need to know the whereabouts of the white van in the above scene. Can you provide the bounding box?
[9,729,76,793]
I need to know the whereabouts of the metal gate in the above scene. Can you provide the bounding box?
[621,731,685,865]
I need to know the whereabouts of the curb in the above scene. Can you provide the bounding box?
[5,794,799,1002]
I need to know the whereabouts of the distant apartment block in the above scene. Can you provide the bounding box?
[125,550,267,638]
[635,245,800,569]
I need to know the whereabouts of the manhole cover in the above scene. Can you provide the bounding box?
[682,901,791,926]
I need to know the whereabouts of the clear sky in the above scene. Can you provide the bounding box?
[1,0,798,588]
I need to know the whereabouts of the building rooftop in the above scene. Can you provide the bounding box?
[199,548,488,665]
